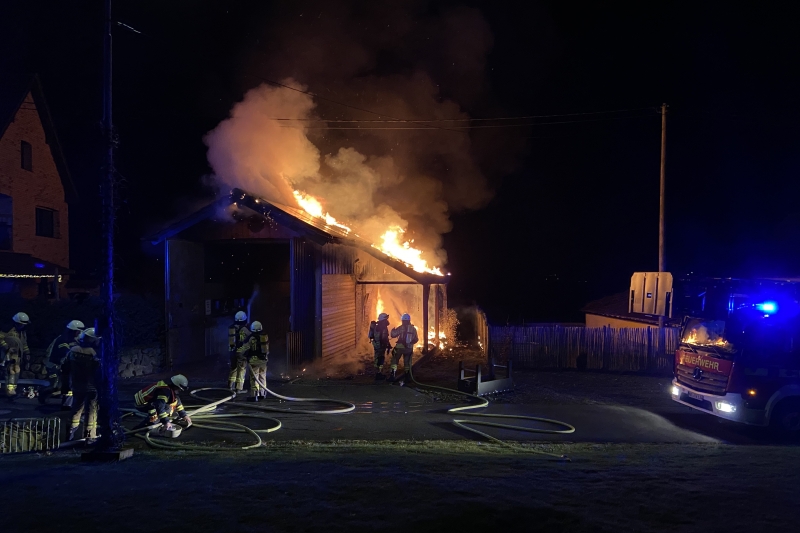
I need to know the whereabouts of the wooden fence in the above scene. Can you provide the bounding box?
[488,326,680,373]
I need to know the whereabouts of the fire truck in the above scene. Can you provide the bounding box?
[671,278,800,434]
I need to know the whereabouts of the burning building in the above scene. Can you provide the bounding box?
[150,188,448,373]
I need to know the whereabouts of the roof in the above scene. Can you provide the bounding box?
[0,72,78,203]
[0,252,71,277]
[582,291,680,327]
[149,188,447,285]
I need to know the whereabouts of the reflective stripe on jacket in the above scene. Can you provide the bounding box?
[134,381,186,421]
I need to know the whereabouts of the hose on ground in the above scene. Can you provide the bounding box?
[407,365,575,461]
[125,384,355,451]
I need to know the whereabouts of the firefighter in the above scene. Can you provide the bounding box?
[39,320,84,406]
[390,313,419,385]
[228,311,250,392]
[66,328,101,442]
[228,311,250,393]
[133,375,191,430]
[0,312,31,400]
[245,321,269,402]
[368,313,391,380]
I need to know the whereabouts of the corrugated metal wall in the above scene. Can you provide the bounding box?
[290,238,317,365]
[321,274,356,361]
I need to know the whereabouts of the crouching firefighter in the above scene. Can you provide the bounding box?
[1,312,31,400]
[228,311,250,393]
[133,375,191,431]
[245,321,269,402]
[390,313,419,385]
[40,320,84,407]
[65,328,101,442]
[368,313,391,380]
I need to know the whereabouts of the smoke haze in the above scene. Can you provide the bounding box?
[205,1,522,268]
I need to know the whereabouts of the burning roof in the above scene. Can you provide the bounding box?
[150,188,448,286]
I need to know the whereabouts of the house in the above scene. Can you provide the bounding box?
[149,188,448,372]
[0,73,77,298]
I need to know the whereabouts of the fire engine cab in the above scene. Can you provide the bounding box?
[671,279,800,435]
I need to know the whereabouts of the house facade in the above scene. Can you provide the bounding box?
[0,74,75,298]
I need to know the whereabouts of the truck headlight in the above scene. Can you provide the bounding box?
[716,401,737,413]
[671,386,680,396]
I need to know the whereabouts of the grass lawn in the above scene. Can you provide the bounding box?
[3,441,798,532]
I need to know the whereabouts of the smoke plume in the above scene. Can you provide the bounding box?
[204,1,510,268]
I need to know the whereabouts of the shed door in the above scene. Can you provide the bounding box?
[166,239,205,368]
[321,274,356,361]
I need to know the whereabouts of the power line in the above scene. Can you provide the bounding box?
[243,73,466,134]
[284,114,659,130]
[268,106,658,123]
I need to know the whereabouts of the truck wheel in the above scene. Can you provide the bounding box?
[770,399,800,437]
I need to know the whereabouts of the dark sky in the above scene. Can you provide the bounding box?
[2,1,800,322]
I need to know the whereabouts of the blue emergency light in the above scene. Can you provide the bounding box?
[756,301,778,314]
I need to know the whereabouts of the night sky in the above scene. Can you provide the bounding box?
[3,1,800,323]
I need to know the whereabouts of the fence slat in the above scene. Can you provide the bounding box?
[489,325,679,374]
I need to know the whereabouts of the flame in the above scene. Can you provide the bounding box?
[292,190,443,276]
[375,226,443,276]
[428,327,447,350]
[293,191,352,233]
[375,290,385,318]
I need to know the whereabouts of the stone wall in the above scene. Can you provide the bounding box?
[118,344,165,378]
[18,344,164,384]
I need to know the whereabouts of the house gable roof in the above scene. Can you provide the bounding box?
[149,188,447,285]
[0,72,79,203]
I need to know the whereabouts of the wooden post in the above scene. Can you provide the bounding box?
[422,283,430,354]
[658,103,667,329]
[434,284,441,347]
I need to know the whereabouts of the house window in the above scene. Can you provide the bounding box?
[21,141,32,171]
[0,194,12,250]
[35,207,58,238]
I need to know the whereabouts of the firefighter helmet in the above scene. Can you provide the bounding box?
[234,311,247,323]
[12,312,30,325]
[378,313,389,321]
[67,320,85,331]
[79,328,100,342]
[170,374,189,391]
[250,321,263,332]
[401,313,411,322]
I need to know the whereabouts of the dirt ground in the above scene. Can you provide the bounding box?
[3,441,799,533]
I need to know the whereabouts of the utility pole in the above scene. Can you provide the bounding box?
[658,103,667,329]
[91,0,128,458]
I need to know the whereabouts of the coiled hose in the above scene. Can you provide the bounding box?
[124,383,355,451]
[406,365,576,460]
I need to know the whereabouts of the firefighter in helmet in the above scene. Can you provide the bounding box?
[368,313,391,380]
[65,328,101,442]
[245,321,269,402]
[228,311,250,392]
[133,375,191,431]
[40,319,84,407]
[1,312,31,400]
[390,313,419,385]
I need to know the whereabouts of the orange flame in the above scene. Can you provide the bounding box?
[293,190,352,234]
[292,190,443,276]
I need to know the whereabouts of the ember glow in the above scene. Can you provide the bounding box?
[293,190,443,276]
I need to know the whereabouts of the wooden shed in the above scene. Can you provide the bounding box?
[150,188,448,373]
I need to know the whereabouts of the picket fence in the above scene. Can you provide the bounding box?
[488,326,680,373]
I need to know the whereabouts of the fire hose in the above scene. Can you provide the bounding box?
[124,383,356,451]
[406,365,576,461]
[123,369,573,458]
